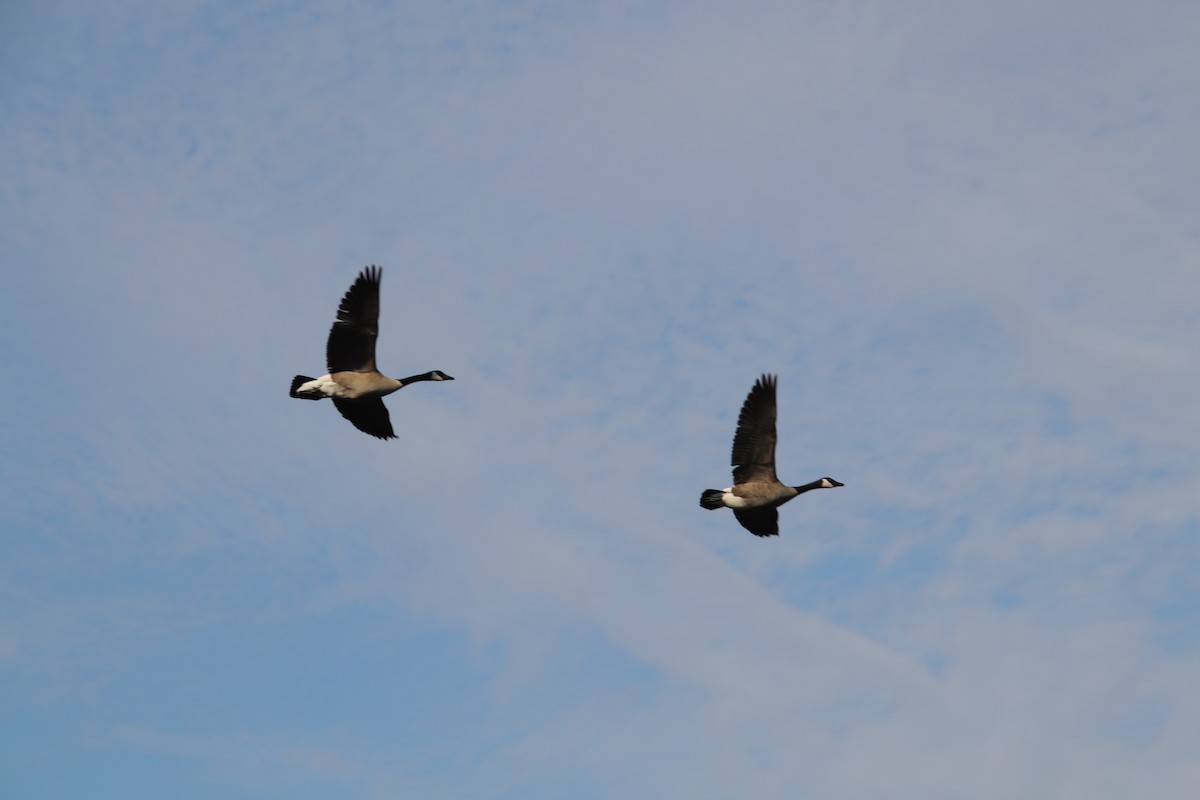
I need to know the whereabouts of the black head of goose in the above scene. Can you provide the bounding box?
[699,373,842,537]
[290,266,454,440]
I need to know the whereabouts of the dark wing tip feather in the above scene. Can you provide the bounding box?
[332,397,396,440]
[336,266,382,327]
[733,507,780,537]
[729,373,779,482]
[326,266,383,374]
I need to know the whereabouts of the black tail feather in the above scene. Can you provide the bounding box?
[290,375,319,399]
[699,490,725,510]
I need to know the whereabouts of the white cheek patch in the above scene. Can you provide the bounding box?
[820,478,833,488]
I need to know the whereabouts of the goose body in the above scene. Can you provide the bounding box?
[290,266,453,439]
[699,374,842,537]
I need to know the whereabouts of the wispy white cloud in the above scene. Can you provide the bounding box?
[2,0,1198,797]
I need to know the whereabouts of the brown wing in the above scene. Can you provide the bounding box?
[731,374,778,484]
[332,397,396,440]
[326,266,381,374]
[733,507,779,537]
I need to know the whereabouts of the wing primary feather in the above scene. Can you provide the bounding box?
[733,507,780,537]
[326,266,382,374]
[730,373,778,485]
[332,397,396,440]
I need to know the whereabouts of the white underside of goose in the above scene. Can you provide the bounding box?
[295,374,349,398]
[720,489,752,508]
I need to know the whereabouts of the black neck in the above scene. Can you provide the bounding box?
[793,479,826,494]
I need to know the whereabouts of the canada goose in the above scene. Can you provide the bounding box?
[700,373,842,537]
[290,266,453,439]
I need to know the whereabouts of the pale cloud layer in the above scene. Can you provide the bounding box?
[2,1,1199,798]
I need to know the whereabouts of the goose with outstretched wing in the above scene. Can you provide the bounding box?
[700,374,842,536]
[290,266,453,440]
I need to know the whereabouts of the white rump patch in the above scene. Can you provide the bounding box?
[721,489,750,508]
[299,375,348,398]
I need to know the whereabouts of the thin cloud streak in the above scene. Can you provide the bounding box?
[2,1,1199,798]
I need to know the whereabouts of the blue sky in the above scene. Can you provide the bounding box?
[2,1,1199,797]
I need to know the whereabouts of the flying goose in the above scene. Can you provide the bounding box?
[290,266,453,439]
[700,373,842,537]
